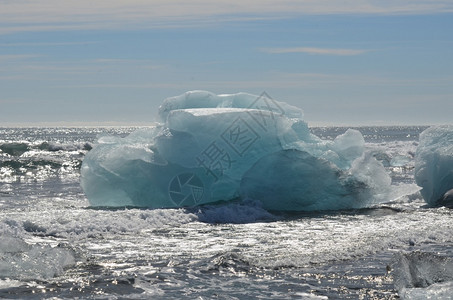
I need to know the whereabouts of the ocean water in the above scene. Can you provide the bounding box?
[1,126,452,299]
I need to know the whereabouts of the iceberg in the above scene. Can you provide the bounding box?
[415,125,453,207]
[81,91,391,210]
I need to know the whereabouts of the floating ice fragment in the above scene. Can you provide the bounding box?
[415,125,453,206]
[0,235,76,280]
[390,155,412,167]
[391,251,453,300]
[81,91,391,211]
[331,128,364,163]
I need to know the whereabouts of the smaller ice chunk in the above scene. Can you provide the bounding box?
[415,125,453,206]
[331,129,364,164]
[390,155,412,167]
[401,282,453,300]
[0,235,76,280]
[349,152,392,195]
[391,251,453,300]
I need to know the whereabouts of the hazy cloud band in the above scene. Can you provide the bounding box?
[261,47,369,56]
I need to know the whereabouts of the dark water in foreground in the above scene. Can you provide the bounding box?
[1,126,452,299]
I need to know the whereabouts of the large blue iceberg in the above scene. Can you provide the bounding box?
[81,91,391,211]
[415,125,453,207]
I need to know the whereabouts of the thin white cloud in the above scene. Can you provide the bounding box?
[261,47,369,56]
[0,54,40,61]
[94,58,157,64]
[0,98,28,104]
[0,41,99,47]
[61,72,453,90]
[0,1,452,34]
[1,57,165,82]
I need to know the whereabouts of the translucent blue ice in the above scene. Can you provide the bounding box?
[81,91,391,210]
[415,125,453,207]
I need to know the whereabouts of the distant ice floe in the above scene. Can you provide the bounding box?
[81,91,392,211]
[415,125,453,207]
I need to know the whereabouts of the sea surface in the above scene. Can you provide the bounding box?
[1,126,452,299]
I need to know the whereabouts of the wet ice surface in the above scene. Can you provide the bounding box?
[1,126,452,299]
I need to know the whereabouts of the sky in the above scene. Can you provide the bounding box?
[0,1,452,126]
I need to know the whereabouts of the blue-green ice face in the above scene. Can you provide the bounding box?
[81,91,391,210]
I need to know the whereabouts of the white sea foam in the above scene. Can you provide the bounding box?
[5,196,451,272]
